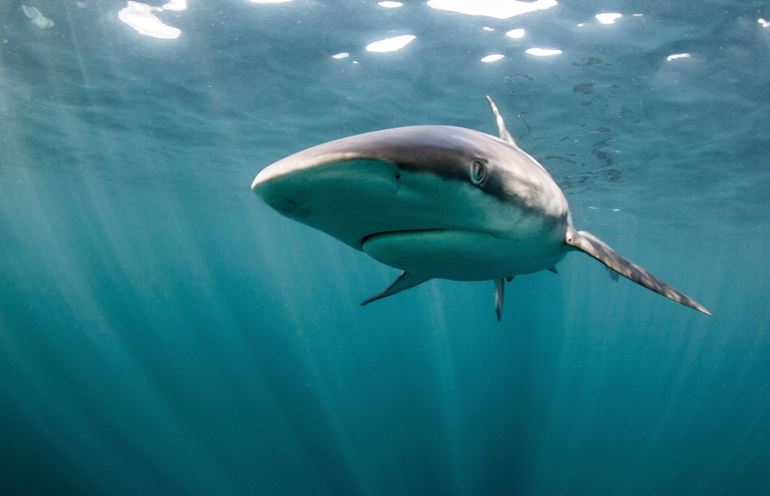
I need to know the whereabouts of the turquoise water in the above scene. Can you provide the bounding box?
[1,1,769,494]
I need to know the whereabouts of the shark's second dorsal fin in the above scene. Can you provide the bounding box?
[495,278,505,321]
[485,96,515,145]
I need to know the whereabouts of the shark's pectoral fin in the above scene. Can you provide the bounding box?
[361,271,431,306]
[547,265,558,274]
[494,278,506,321]
[566,229,711,315]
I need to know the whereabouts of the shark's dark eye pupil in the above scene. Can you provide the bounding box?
[470,159,487,185]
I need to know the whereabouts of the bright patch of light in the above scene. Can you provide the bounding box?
[482,26,495,31]
[506,28,525,38]
[378,1,403,7]
[666,53,690,62]
[427,0,557,20]
[118,1,181,39]
[759,18,770,28]
[162,0,187,11]
[595,12,622,24]
[365,34,415,53]
[526,47,562,57]
[632,13,643,17]
[481,54,505,63]
[21,5,54,29]
[332,52,350,59]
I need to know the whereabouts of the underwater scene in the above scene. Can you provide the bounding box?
[1,0,769,494]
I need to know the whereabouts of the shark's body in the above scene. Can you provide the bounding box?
[252,97,710,318]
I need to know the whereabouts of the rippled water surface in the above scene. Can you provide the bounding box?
[1,1,769,494]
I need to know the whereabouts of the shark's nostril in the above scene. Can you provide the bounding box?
[280,198,311,218]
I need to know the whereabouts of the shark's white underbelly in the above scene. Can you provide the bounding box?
[362,219,568,281]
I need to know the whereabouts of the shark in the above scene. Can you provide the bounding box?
[251,97,710,319]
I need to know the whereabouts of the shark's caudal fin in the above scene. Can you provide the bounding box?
[485,96,515,145]
[566,228,711,315]
[361,271,431,306]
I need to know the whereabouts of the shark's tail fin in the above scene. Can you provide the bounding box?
[566,228,711,315]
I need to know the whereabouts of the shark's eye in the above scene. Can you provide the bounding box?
[470,159,487,185]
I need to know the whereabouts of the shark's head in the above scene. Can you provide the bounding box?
[252,124,570,280]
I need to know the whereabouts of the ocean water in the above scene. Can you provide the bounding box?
[1,0,769,494]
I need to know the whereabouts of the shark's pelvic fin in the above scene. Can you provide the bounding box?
[606,266,619,282]
[547,265,558,274]
[495,278,505,321]
[485,96,515,145]
[361,271,431,306]
[566,228,711,315]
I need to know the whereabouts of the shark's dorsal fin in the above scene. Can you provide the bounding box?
[566,228,711,315]
[361,271,431,306]
[485,96,515,145]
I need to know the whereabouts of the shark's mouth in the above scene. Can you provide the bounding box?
[360,228,510,280]
[361,227,503,247]
[360,228,449,246]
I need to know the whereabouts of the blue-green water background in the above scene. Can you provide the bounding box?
[2,1,770,494]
